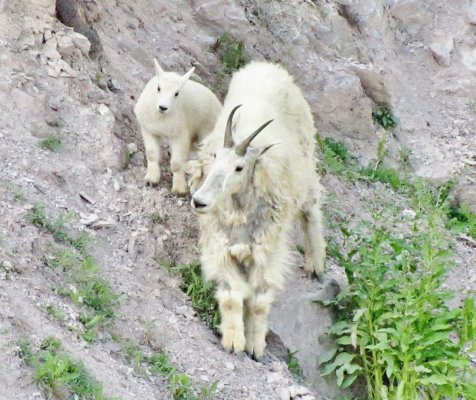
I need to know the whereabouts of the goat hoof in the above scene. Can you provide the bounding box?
[145,181,158,187]
[315,272,324,283]
[306,270,324,283]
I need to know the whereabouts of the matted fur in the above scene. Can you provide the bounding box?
[189,61,326,358]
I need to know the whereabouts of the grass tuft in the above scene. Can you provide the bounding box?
[173,263,220,333]
[39,136,62,152]
[18,338,113,400]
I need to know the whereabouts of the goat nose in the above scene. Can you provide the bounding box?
[192,198,207,209]
[159,105,168,112]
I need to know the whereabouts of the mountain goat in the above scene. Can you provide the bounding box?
[189,62,326,358]
[134,59,221,194]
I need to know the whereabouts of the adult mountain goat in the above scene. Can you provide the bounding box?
[134,59,221,194]
[189,62,326,358]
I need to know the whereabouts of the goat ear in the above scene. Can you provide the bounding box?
[154,58,164,76]
[258,141,282,157]
[181,66,195,83]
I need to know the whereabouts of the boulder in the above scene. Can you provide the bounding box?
[57,34,75,58]
[70,32,91,56]
[429,38,454,67]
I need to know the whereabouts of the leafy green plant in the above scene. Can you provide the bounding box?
[18,337,113,400]
[286,350,303,381]
[316,134,359,177]
[212,32,246,74]
[320,187,476,399]
[447,204,476,239]
[39,136,62,152]
[174,263,220,333]
[372,107,399,130]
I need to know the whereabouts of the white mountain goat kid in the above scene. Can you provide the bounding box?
[134,59,221,194]
[189,62,326,358]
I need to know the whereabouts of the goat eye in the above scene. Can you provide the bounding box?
[235,166,243,172]
[157,86,161,92]
[175,92,179,97]
[213,153,216,159]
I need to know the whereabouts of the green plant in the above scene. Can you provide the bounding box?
[372,107,398,130]
[27,205,90,256]
[286,350,303,381]
[212,32,246,74]
[18,338,113,400]
[113,336,216,400]
[447,204,476,239]
[39,136,62,152]
[151,212,162,224]
[45,304,66,321]
[320,187,476,399]
[174,263,220,333]
[29,207,117,342]
[316,134,359,177]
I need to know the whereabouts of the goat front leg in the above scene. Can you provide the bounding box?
[170,135,191,195]
[216,288,246,354]
[245,290,275,360]
[142,130,161,186]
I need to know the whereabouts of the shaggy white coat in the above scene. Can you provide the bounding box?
[190,62,326,358]
[134,59,221,194]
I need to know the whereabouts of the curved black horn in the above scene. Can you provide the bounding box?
[235,119,274,156]
[224,105,242,148]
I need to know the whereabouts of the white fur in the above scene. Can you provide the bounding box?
[189,62,326,358]
[134,59,221,194]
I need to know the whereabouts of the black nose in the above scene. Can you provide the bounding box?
[159,105,168,112]
[192,198,206,209]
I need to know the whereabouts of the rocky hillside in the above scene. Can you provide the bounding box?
[0,1,475,400]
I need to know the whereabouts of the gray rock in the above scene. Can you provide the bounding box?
[468,1,476,25]
[455,183,476,213]
[269,276,349,399]
[57,35,75,58]
[70,32,91,56]
[429,38,453,67]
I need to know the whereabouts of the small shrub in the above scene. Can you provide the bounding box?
[212,32,246,74]
[372,107,398,130]
[39,136,62,152]
[320,188,476,399]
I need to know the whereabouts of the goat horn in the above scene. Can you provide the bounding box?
[235,119,274,156]
[224,105,242,148]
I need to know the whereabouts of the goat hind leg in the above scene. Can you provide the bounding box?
[301,200,326,280]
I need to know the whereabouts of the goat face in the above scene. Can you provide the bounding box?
[191,105,277,213]
[153,58,194,114]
